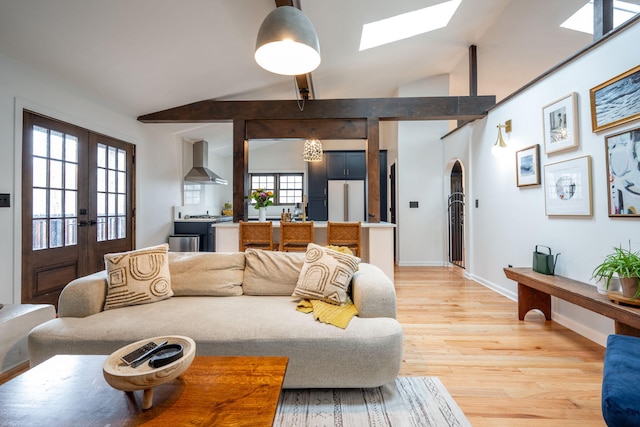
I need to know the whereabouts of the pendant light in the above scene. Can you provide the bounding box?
[303,139,323,162]
[255,6,321,76]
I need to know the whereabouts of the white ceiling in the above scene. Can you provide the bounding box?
[0,0,635,154]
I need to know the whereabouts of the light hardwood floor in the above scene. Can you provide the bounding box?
[396,266,606,427]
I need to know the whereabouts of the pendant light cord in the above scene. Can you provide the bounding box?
[294,77,305,112]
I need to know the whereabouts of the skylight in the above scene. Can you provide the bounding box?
[560,0,640,34]
[359,0,462,51]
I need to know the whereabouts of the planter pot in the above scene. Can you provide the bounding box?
[258,207,266,222]
[620,276,640,299]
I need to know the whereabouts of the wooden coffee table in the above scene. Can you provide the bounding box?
[0,354,288,426]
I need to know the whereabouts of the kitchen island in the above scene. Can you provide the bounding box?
[215,221,396,280]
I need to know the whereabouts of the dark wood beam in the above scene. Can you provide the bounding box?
[366,118,380,223]
[232,119,248,223]
[469,45,478,97]
[594,0,614,40]
[246,119,367,140]
[138,96,495,123]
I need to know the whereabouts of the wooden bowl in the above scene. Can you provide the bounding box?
[103,335,196,409]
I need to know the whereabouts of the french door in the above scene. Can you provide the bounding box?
[22,111,135,306]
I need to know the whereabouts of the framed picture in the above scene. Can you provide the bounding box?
[605,127,640,217]
[590,64,640,132]
[542,92,579,154]
[516,144,540,187]
[544,156,592,216]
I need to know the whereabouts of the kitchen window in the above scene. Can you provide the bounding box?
[250,173,303,205]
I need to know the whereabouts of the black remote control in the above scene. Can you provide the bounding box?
[120,341,158,365]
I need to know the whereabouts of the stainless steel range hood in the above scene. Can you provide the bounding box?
[184,140,227,185]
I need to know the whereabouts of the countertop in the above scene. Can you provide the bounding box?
[214,221,396,228]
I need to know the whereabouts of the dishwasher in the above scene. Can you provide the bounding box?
[168,234,200,252]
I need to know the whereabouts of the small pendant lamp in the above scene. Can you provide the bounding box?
[255,6,321,76]
[303,139,323,162]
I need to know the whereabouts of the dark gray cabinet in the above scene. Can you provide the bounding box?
[326,152,366,180]
[307,159,328,220]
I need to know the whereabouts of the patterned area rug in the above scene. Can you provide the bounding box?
[274,376,471,427]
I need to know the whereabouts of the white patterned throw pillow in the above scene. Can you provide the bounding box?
[103,244,173,310]
[293,243,360,305]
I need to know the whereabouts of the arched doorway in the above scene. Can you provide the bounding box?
[447,160,464,268]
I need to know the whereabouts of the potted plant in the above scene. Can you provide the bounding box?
[249,189,275,222]
[592,242,640,299]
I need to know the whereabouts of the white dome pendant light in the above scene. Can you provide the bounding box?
[255,6,321,76]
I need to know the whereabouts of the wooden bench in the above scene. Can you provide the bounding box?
[504,267,640,337]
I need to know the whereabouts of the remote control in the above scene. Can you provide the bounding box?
[121,341,158,365]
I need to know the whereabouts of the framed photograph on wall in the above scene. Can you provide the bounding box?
[542,92,579,154]
[590,64,640,132]
[605,127,640,217]
[544,156,592,216]
[516,144,540,187]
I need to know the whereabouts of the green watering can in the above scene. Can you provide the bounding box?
[532,245,561,275]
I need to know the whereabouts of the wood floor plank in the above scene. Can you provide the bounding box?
[396,266,606,427]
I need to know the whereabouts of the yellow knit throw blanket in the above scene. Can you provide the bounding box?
[296,297,359,329]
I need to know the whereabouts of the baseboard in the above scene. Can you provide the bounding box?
[466,273,517,301]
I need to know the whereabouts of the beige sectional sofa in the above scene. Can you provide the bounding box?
[28,246,403,389]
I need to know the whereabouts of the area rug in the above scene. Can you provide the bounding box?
[274,376,471,427]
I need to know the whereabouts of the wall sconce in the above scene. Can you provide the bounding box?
[255,6,321,76]
[303,139,323,162]
[492,120,512,156]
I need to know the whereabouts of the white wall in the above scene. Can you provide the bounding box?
[0,53,182,304]
[396,75,451,266]
[444,22,640,345]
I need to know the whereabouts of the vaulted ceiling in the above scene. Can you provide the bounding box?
[1,0,635,152]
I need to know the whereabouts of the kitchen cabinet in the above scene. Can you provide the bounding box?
[307,159,328,220]
[326,152,366,180]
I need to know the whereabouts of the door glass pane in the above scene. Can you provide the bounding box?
[33,126,48,157]
[65,163,77,190]
[50,190,63,217]
[49,160,63,188]
[97,193,106,216]
[97,144,106,168]
[117,172,126,193]
[32,220,47,250]
[107,193,116,216]
[33,157,47,187]
[96,217,106,242]
[117,149,126,171]
[65,190,77,216]
[108,146,116,169]
[65,135,78,162]
[50,131,64,160]
[50,219,63,248]
[65,219,77,246]
[117,194,125,215]
[108,170,116,192]
[117,217,126,238]
[108,217,117,240]
[33,189,47,218]
[97,168,105,192]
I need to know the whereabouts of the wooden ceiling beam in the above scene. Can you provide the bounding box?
[138,96,495,123]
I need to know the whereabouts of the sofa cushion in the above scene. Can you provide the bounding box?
[243,249,305,295]
[168,252,244,296]
[103,244,173,310]
[293,243,360,305]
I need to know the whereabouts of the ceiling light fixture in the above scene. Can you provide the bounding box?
[255,6,321,76]
[492,120,512,156]
[303,139,323,162]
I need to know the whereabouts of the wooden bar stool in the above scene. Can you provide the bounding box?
[279,221,314,252]
[327,221,361,256]
[239,221,274,251]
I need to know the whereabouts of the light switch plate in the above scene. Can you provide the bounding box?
[0,193,9,207]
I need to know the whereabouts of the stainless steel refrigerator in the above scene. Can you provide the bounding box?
[328,180,366,221]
